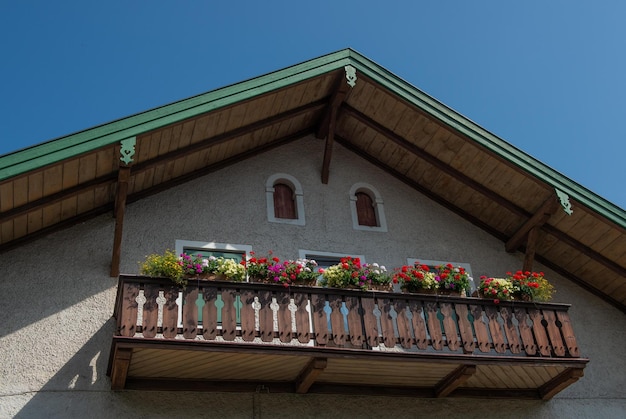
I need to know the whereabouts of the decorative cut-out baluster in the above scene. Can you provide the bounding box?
[379,298,396,348]
[221,289,237,341]
[345,296,363,347]
[470,304,490,352]
[202,287,218,340]
[258,290,274,342]
[276,292,292,343]
[311,294,328,346]
[182,287,199,339]
[528,308,551,356]
[394,300,412,349]
[239,290,256,342]
[409,300,428,349]
[440,303,459,351]
[425,302,443,350]
[294,293,311,344]
[454,303,475,353]
[360,297,379,348]
[485,306,506,353]
[329,295,346,346]
[543,310,565,356]
[162,286,179,339]
[120,283,139,337]
[499,306,521,353]
[514,307,536,355]
[556,311,579,357]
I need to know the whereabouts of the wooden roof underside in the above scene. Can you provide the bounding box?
[1,49,625,312]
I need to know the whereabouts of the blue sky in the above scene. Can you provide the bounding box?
[1,2,625,209]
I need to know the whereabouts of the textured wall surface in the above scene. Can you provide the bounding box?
[1,136,625,418]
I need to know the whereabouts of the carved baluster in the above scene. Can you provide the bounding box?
[470,304,491,353]
[240,290,256,342]
[258,290,274,342]
[294,292,311,344]
[142,284,159,338]
[394,299,412,349]
[119,282,139,337]
[202,287,218,340]
[276,291,292,343]
[425,302,443,350]
[409,300,428,350]
[500,306,521,353]
[543,310,565,356]
[329,295,346,346]
[529,308,551,356]
[556,311,580,357]
[454,303,475,353]
[311,294,328,346]
[485,306,505,353]
[360,297,379,348]
[440,303,459,351]
[514,307,537,355]
[162,285,179,339]
[379,298,397,348]
[182,286,199,339]
[221,289,237,341]
[345,296,363,347]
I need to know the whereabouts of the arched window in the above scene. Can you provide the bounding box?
[273,183,296,219]
[349,183,387,232]
[266,174,305,225]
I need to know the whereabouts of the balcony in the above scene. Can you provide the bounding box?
[108,275,587,399]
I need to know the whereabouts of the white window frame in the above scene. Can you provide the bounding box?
[266,173,305,226]
[349,182,387,232]
[299,249,366,267]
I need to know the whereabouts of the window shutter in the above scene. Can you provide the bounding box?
[356,192,377,226]
[273,183,296,219]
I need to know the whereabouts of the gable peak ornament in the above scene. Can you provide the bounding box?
[344,65,357,88]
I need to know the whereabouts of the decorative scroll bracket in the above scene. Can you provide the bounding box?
[120,137,136,166]
[555,188,573,215]
[344,65,357,87]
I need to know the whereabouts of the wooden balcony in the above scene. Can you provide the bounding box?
[108,275,588,399]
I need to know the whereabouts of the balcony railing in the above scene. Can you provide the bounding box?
[108,275,588,398]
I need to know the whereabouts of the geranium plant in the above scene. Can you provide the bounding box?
[478,276,515,303]
[244,251,280,281]
[393,262,439,293]
[266,258,320,287]
[321,257,362,288]
[361,263,392,290]
[507,270,555,302]
[436,263,470,293]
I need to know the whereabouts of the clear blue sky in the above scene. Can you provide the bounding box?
[1,1,624,210]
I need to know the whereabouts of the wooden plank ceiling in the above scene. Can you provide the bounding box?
[1,59,625,313]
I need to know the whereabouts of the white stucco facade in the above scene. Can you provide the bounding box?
[1,135,625,418]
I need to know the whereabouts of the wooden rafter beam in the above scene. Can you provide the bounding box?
[538,367,584,400]
[523,227,539,272]
[435,364,476,397]
[320,74,353,184]
[295,357,327,394]
[110,167,130,277]
[506,196,559,253]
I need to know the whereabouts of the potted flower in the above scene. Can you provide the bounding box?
[214,257,246,282]
[393,262,439,294]
[362,263,392,291]
[436,263,470,296]
[320,256,362,289]
[139,250,185,286]
[265,258,320,287]
[507,270,555,302]
[244,251,280,282]
[477,276,515,303]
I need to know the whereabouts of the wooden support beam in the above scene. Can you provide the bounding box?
[110,167,130,277]
[434,364,476,397]
[295,357,327,394]
[110,347,133,390]
[320,74,352,184]
[539,367,584,400]
[506,196,559,253]
[523,226,539,272]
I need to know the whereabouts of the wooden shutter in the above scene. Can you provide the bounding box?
[274,183,296,219]
[356,192,377,226]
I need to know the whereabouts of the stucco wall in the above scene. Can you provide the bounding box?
[1,136,625,418]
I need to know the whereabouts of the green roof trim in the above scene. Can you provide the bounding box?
[1,48,624,228]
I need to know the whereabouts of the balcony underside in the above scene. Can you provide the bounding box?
[108,276,588,399]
